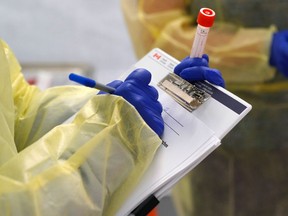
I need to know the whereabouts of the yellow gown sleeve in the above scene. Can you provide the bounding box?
[0,39,161,215]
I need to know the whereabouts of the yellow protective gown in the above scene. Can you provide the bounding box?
[0,39,161,216]
[121,0,276,84]
[121,0,288,215]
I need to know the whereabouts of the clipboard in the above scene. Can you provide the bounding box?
[116,48,252,216]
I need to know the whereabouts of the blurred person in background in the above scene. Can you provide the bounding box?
[121,0,288,215]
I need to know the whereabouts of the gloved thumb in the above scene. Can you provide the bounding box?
[98,80,123,95]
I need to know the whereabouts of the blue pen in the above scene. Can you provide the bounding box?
[69,73,115,93]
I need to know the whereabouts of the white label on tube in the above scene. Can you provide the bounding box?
[190,25,210,58]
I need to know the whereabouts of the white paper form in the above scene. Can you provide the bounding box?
[117,96,217,216]
[117,48,252,216]
[154,135,220,199]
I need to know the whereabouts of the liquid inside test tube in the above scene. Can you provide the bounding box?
[190,8,215,58]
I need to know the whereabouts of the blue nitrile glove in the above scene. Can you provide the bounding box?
[174,54,225,88]
[100,68,164,137]
[269,30,288,77]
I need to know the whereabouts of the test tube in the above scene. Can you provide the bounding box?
[190,8,216,58]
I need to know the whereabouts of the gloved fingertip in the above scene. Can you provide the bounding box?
[126,68,152,85]
[174,58,191,75]
[217,79,226,88]
[204,68,226,88]
[154,119,164,137]
[202,54,209,63]
[174,64,182,75]
[156,127,164,137]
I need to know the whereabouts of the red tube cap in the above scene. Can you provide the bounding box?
[197,8,216,27]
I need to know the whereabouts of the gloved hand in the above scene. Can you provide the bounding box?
[174,54,225,88]
[100,68,164,137]
[269,30,288,77]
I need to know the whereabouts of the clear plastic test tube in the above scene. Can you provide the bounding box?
[190,8,216,58]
